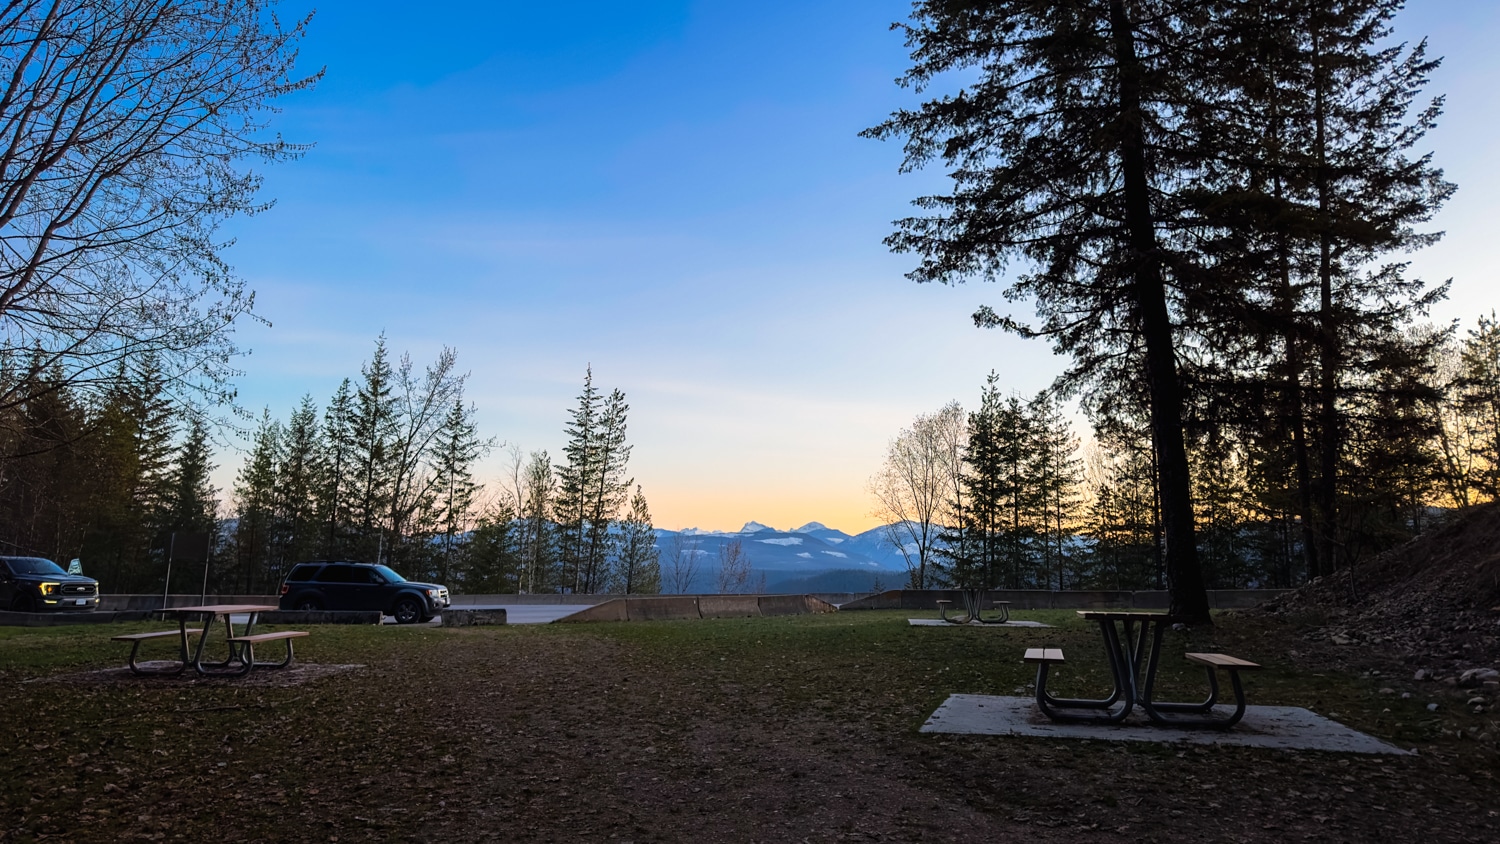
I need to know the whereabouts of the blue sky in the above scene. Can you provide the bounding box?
[219,0,1500,533]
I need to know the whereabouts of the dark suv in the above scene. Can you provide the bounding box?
[278,561,449,624]
[1,556,100,612]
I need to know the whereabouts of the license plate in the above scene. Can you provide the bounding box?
[75,598,87,606]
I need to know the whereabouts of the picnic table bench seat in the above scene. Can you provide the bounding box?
[112,629,203,676]
[1023,646,1132,723]
[1141,652,1263,729]
[226,630,309,673]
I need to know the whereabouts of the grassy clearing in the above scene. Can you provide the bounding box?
[0,610,1495,842]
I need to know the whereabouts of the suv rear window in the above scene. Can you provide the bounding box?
[286,563,323,582]
[316,564,382,584]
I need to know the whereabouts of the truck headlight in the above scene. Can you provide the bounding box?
[39,582,59,596]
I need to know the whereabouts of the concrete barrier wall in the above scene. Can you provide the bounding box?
[557,594,838,623]
[0,609,154,627]
[558,600,629,623]
[758,595,837,616]
[699,595,761,618]
[258,610,381,625]
[626,596,702,621]
[838,588,1294,612]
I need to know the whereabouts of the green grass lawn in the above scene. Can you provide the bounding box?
[1,609,1494,842]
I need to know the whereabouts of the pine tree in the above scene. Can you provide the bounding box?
[79,365,145,590]
[1084,426,1164,591]
[1188,0,1453,576]
[938,376,1005,590]
[277,395,323,565]
[232,410,281,592]
[463,507,521,593]
[318,379,357,557]
[555,368,633,593]
[555,368,600,591]
[349,337,399,560]
[0,361,90,565]
[127,353,179,555]
[162,416,217,539]
[431,397,485,585]
[581,388,632,592]
[612,485,661,594]
[864,1,1212,621]
[161,415,218,594]
[1456,313,1500,502]
[517,450,557,593]
[1028,390,1084,589]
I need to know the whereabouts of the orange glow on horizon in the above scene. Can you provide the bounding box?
[647,488,884,535]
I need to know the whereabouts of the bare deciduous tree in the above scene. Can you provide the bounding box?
[0,0,320,419]
[869,402,965,589]
[715,537,751,594]
[662,532,701,594]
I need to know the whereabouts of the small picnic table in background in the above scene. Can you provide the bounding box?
[937,589,1011,624]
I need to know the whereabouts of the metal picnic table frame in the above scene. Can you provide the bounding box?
[1030,610,1257,728]
[939,588,1011,625]
[157,603,279,676]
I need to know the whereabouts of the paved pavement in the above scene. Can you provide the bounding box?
[423,604,595,625]
[921,694,1411,754]
[455,604,595,624]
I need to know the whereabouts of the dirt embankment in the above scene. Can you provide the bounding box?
[1259,502,1500,690]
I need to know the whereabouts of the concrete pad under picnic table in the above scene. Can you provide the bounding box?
[921,694,1411,755]
[907,618,1052,628]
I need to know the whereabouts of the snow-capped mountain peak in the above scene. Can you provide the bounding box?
[739,521,775,533]
[793,521,829,533]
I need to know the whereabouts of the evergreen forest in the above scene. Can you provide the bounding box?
[0,340,661,597]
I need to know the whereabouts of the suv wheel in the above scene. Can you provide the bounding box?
[294,596,323,611]
[392,596,423,625]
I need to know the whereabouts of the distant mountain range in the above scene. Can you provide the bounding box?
[655,521,911,593]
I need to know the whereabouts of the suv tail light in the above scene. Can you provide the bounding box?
[279,583,289,595]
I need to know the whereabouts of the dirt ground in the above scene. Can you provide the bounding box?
[10,504,1500,843]
[7,612,1496,844]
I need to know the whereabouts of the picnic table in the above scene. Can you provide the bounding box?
[113,604,307,677]
[1023,610,1260,729]
[938,588,1011,624]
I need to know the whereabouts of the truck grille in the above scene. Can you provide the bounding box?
[60,583,96,596]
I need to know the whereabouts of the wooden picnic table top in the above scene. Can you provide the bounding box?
[158,603,278,615]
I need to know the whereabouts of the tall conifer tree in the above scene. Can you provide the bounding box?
[319,379,357,557]
[613,485,661,595]
[350,337,398,559]
[1189,0,1452,574]
[277,396,323,564]
[865,0,1213,621]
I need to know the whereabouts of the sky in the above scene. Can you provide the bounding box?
[217,0,1500,535]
